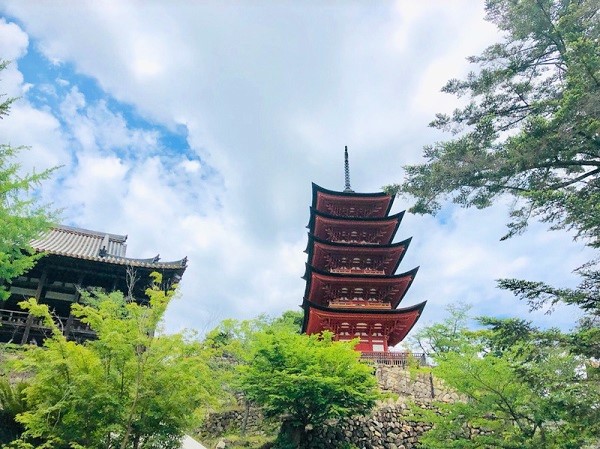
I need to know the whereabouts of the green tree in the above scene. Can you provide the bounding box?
[410,303,471,356]
[9,274,218,449]
[414,313,600,449]
[0,60,57,300]
[384,0,599,353]
[237,329,379,449]
[386,0,599,242]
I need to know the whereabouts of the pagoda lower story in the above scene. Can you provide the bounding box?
[301,175,425,353]
[304,301,425,352]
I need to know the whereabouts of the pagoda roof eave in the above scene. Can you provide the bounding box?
[305,233,412,252]
[312,182,393,199]
[305,234,412,274]
[306,207,405,242]
[312,182,396,215]
[300,299,427,334]
[302,265,419,309]
[307,207,405,229]
[302,263,419,282]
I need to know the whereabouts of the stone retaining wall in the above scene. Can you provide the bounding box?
[200,366,460,448]
[307,400,434,449]
[375,366,461,403]
[198,403,265,438]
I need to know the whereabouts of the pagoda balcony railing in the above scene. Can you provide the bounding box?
[0,308,95,344]
[361,351,428,367]
[329,267,385,275]
[328,299,391,309]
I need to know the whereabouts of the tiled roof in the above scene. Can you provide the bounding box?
[31,225,187,270]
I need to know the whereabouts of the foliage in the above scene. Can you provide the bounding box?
[385,0,599,243]
[410,303,471,356]
[9,274,218,449]
[237,329,379,449]
[413,312,600,449]
[0,379,27,444]
[0,60,57,300]
[204,310,304,362]
[384,0,600,366]
[202,310,305,407]
[498,272,600,358]
[204,315,273,363]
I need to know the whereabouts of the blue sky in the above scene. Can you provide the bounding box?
[0,1,592,340]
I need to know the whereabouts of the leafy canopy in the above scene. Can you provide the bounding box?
[384,0,600,357]
[10,274,218,449]
[386,0,599,245]
[237,328,379,448]
[0,60,57,300]
[413,308,600,449]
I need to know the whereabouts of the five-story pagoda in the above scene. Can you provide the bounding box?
[301,148,426,354]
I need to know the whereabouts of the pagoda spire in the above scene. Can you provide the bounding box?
[343,146,354,193]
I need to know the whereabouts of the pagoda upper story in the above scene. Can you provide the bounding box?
[301,149,426,353]
[311,184,394,219]
[306,234,412,276]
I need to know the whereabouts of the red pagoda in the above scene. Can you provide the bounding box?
[301,148,426,354]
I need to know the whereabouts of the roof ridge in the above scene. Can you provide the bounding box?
[55,224,128,242]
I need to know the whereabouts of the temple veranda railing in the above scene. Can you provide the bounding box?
[360,351,428,367]
[0,308,95,344]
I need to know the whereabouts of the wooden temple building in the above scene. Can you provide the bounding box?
[0,225,187,345]
[301,148,426,358]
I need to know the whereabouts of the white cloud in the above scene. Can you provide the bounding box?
[0,18,28,97]
[0,2,590,340]
[0,17,28,60]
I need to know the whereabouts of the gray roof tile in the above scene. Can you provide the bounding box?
[31,225,187,270]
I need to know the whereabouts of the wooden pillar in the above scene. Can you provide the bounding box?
[64,274,84,340]
[111,276,118,292]
[21,270,47,344]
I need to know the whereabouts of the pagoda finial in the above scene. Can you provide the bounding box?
[344,146,354,193]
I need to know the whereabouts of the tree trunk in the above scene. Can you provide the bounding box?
[279,419,305,449]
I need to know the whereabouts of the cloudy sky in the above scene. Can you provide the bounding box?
[0,1,592,340]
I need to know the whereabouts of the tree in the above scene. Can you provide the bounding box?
[413,313,600,449]
[384,0,599,351]
[237,329,379,449]
[0,60,57,300]
[9,274,218,449]
[386,0,599,242]
[410,303,471,356]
